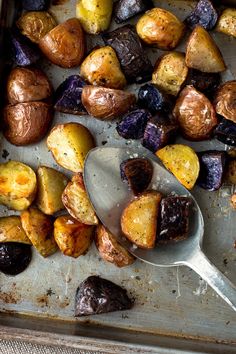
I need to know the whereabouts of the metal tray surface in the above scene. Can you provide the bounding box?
[0,0,236,352]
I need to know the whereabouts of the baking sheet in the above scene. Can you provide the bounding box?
[0,0,236,348]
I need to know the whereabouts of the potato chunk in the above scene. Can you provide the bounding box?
[0,161,37,211]
[21,207,57,257]
[121,191,162,249]
[0,216,31,244]
[54,215,94,258]
[62,174,98,225]
[216,8,236,38]
[214,81,236,123]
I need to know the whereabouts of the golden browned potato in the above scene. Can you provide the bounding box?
[0,216,31,244]
[36,166,69,215]
[47,123,95,173]
[152,52,188,96]
[39,18,86,68]
[76,0,113,34]
[136,8,185,50]
[62,173,98,225]
[121,191,162,249]
[81,86,136,120]
[216,8,236,38]
[214,81,236,123]
[95,224,135,267]
[7,67,53,105]
[21,207,57,257]
[231,193,236,209]
[17,11,56,43]
[186,25,226,72]
[54,215,94,258]
[225,160,236,184]
[173,86,218,140]
[0,161,37,211]
[80,46,126,89]
[4,102,53,146]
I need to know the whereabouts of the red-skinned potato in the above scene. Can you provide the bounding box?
[214,81,236,123]
[39,18,86,68]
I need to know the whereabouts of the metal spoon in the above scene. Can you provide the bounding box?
[84,146,236,311]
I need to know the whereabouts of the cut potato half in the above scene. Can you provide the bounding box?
[0,216,31,244]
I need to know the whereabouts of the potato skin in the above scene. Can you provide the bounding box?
[39,18,86,68]
[0,216,31,244]
[81,86,136,120]
[95,224,135,267]
[7,66,53,104]
[136,8,185,50]
[216,8,236,38]
[214,81,236,123]
[4,102,53,146]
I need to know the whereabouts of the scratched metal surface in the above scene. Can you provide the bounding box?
[0,0,236,349]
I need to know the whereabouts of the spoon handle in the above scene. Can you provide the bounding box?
[185,250,236,312]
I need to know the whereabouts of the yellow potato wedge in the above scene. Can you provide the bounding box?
[156,144,200,190]
[0,161,37,211]
[225,160,236,184]
[21,208,57,257]
[121,191,162,249]
[95,224,135,267]
[62,174,98,225]
[36,166,69,215]
[216,8,236,38]
[47,123,95,173]
[54,215,94,258]
[0,216,31,244]
[186,26,226,73]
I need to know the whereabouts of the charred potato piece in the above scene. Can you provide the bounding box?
[102,25,153,84]
[186,26,226,73]
[225,160,236,184]
[10,29,40,66]
[136,8,185,50]
[114,0,153,23]
[75,276,133,316]
[231,194,236,209]
[47,123,95,173]
[216,8,236,38]
[21,207,57,257]
[54,215,94,258]
[214,81,236,123]
[173,86,218,141]
[0,216,31,244]
[95,225,135,268]
[138,84,173,115]
[186,69,221,97]
[80,47,126,89]
[184,0,218,30]
[0,161,37,211]
[36,166,69,215]
[39,18,86,68]
[116,109,151,140]
[120,158,153,195]
[156,144,200,190]
[17,11,56,44]
[227,149,236,158]
[0,242,32,276]
[4,102,53,146]
[22,0,50,11]
[76,0,113,34]
[215,119,236,146]
[152,52,188,96]
[7,66,53,104]
[121,191,162,249]
[62,173,98,225]
[82,86,136,120]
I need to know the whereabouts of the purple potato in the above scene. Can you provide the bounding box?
[184,0,218,30]
[0,242,32,275]
[114,0,153,23]
[215,119,236,146]
[197,150,226,191]
[22,0,50,10]
[10,29,40,66]
[54,75,87,115]
[138,84,174,114]
[117,109,151,139]
[186,69,221,97]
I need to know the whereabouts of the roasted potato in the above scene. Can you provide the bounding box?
[216,8,236,38]
[138,84,173,115]
[136,8,185,50]
[121,191,162,249]
[186,26,226,73]
[76,0,113,34]
[17,11,56,43]
[21,207,57,257]
[95,225,135,268]
[225,160,236,184]
[47,123,95,173]
[80,46,126,89]
[114,0,153,24]
[0,161,37,211]
[36,166,69,215]
[156,144,200,190]
[22,0,49,11]
[173,86,218,140]
[0,216,31,244]
[10,29,40,67]
[81,86,136,120]
[152,52,188,96]
[39,18,86,68]
[0,242,32,275]
[185,69,221,97]
[7,66,53,104]
[4,102,53,146]
[231,193,236,209]
[54,215,94,258]
[214,81,236,123]
[215,119,236,146]
[116,109,151,140]
[62,174,98,225]
[184,0,218,30]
